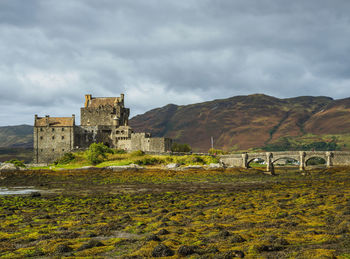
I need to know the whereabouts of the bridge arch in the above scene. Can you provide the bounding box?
[305,156,326,166]
[219,151,337,172]
[247,157,266,168]
[272,157,299,166]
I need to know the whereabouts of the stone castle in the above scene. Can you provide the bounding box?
[33,94,172,163]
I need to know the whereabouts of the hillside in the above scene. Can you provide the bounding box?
[129,94,349,152]
[0,125,33,162]
[4,94,350,155]
[0,124,33,148]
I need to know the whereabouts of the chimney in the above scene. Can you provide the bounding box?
[45,115,50,126]
[85,94,92,108]
[72,114,75,125]
[120,93,124,104]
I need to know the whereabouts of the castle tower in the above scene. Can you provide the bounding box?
[80,94,129,126]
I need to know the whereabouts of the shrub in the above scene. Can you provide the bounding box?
[134,157,163,165]
[208,148,224,155]
[131,150,145,156]
[54,152,75,165]
[4,159,25,168]
[171,143,191,152]
[114,149,127,154]
[86,143,114,165]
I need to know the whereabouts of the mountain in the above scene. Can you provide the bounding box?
[0,125,33,162]
[0,124,33,148]
[129,94,346,152]
[3,94,350,155]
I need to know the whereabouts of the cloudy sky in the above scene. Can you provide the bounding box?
[1,0,350,126]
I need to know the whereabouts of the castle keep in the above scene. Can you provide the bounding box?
[34,94,172,163]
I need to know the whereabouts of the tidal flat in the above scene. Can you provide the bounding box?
[1,167,350,258]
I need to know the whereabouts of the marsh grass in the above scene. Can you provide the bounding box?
[1,167,350,258]
[30,151,220,171]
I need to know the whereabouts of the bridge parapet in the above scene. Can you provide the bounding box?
[219,151,350,172]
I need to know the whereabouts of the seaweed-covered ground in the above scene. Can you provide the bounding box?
[1,167,350,258]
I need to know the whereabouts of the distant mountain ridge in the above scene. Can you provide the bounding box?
[0,124,33,148]
[129,94,350,151]
[4,94,350,154]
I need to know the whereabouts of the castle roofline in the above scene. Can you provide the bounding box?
[84,94,124,108]
[34,115,75,127]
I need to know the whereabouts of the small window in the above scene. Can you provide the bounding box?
[61,136,64,140]
[52,136,55,140]
[52,149,55,151]
[40,128,43,132]
[62,128,65,131]
[40,149,43,152]
[40,136,43,140]
[52,128,55,132]
[121,130,125,134]
[62,149,65,151]
[116,130,120,134]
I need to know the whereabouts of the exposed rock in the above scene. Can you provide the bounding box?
[55,244,73,254]
[182,165,204,170]
[106,164,144,170]
[157,229,170,235]
[230,233,246,243]
[151,244,174,257]
[177,245,197,256]
[30,192,41,197]
[256,244,284,252]
[0,163,19,171]
[77,239,104,251]
[218,230,231,238]
[146,234,161,241]
[218,250,245,258]
[208,163,224,169]
[165,163,180,169]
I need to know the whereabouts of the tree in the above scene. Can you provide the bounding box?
[86,143,114,165]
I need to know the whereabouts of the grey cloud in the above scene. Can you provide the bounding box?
[1,0,350,125]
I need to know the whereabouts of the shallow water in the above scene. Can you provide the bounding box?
[0,187,39,195]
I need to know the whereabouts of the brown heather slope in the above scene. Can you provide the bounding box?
[130,94,337,152]
[304,97,350,134]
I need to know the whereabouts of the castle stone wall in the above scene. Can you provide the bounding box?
[34,94,172,163]
[81,106,116,126]
[149,138,173,153]
[130,133,150,151]
[33,126,74,163]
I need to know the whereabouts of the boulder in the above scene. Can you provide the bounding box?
[106,164,144,171]
[0,163,19,171]
[165,163,180,169]
[208,163,224,169]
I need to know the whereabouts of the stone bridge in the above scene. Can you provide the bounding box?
[219,151,350,172]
